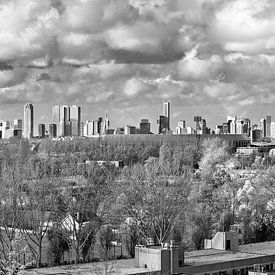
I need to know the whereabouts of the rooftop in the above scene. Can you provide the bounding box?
[184,241,275,267]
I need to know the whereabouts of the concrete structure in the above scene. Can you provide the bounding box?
[133,233,275,275]
[101,111,110,135]
[252,129,262,142]
[135,241,184,274]
[23,103,34,138]
[125,125,137,135]
[115,127,125,135]
[70,105,81,136]
[271,122,275,138]
[38,123,46,138]
[70,106,81,136]
[13,119,22,130]
[84,120,94,137]
[204,231,239,251]
[266,116,272,138]
[261,118,266,138]
[176,120,186,134]
[158,115,169,134]
[163,101,170,130]
[139,119,151,134]
[194,116,207,134]
[49,123,57,138]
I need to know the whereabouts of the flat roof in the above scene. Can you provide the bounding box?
[184,241,275,267]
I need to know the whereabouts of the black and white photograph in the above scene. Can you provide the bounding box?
[1,0,275,274]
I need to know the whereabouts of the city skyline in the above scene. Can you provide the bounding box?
[1,1,275,132]
[1,101,274,139]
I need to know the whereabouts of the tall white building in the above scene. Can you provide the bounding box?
[271,122,275,138]
[23,103,33,138]
[163,101,170,130]
[70,105,81,136]
[84,120,94,137]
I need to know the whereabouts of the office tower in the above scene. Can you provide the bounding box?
[49,123,57,138]
[59,105,70,136]
[222,123,229,134]
[125,126,136,135]
[13,119,22,130]
[84,120,93,137]
[271,122,275,138]
[38,124,45,138]
[52,106,60,123]
[70,105,81,136]
[97,117,103,135]
[266,115,271,138]
[178,120,186,129]
[176,120,186,135]
[236,118,244,134]
[93,120,99,135]
[139,119,150,134]
[260,118,266,137]
[158,115,169,134]
[194,116,202,134]
[52,106,60,136]
[243,118,251,136]
[227,116,237,134]
[163,101,170,130]
[23,103,33,138]
[80,121,84,137]
[101,112,110,135]
[194,116,207,134]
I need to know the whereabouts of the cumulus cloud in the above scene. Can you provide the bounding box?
[210,0,275,53]
[123,78,151,97]
[177,46,224,81]
[1,0,275,130]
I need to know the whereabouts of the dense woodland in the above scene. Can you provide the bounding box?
[0,137,275,271]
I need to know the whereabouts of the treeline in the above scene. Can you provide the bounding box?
[1,137,275,270]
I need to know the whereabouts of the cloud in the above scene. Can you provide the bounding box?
[123,78,150,97]
[209,0,275,53]
[0,0,59,61]
[1,0,275,130]
[177,46,224,81]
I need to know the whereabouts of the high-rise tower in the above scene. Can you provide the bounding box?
[266,115,271,138]
[101,111,110,135]
[60,105,70,136]
[70,105,81,136]
[163,101,170,130]
[23,103,33,138]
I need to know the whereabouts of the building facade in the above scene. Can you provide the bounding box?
[139,119,150,134]
[163,101,170,130]
[38,124,45,138]
[23,103,34,138]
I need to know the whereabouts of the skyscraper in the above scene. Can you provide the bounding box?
[266,115,271,138]
[70,105,81,136]
[139,119,150,134]
[163,101,170,130]
[38,124,45,138]
[52,106,60,123]
[23,103,33,138]
[13,119,22,130]
[260,118,266,137]
[59,105,70,136]
[158,115,169,134]
[49,123,57,138]
[101,111,110,135]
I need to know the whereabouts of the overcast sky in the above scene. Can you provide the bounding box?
[1,0,275,133]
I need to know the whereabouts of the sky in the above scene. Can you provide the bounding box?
[1,0,275,133]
